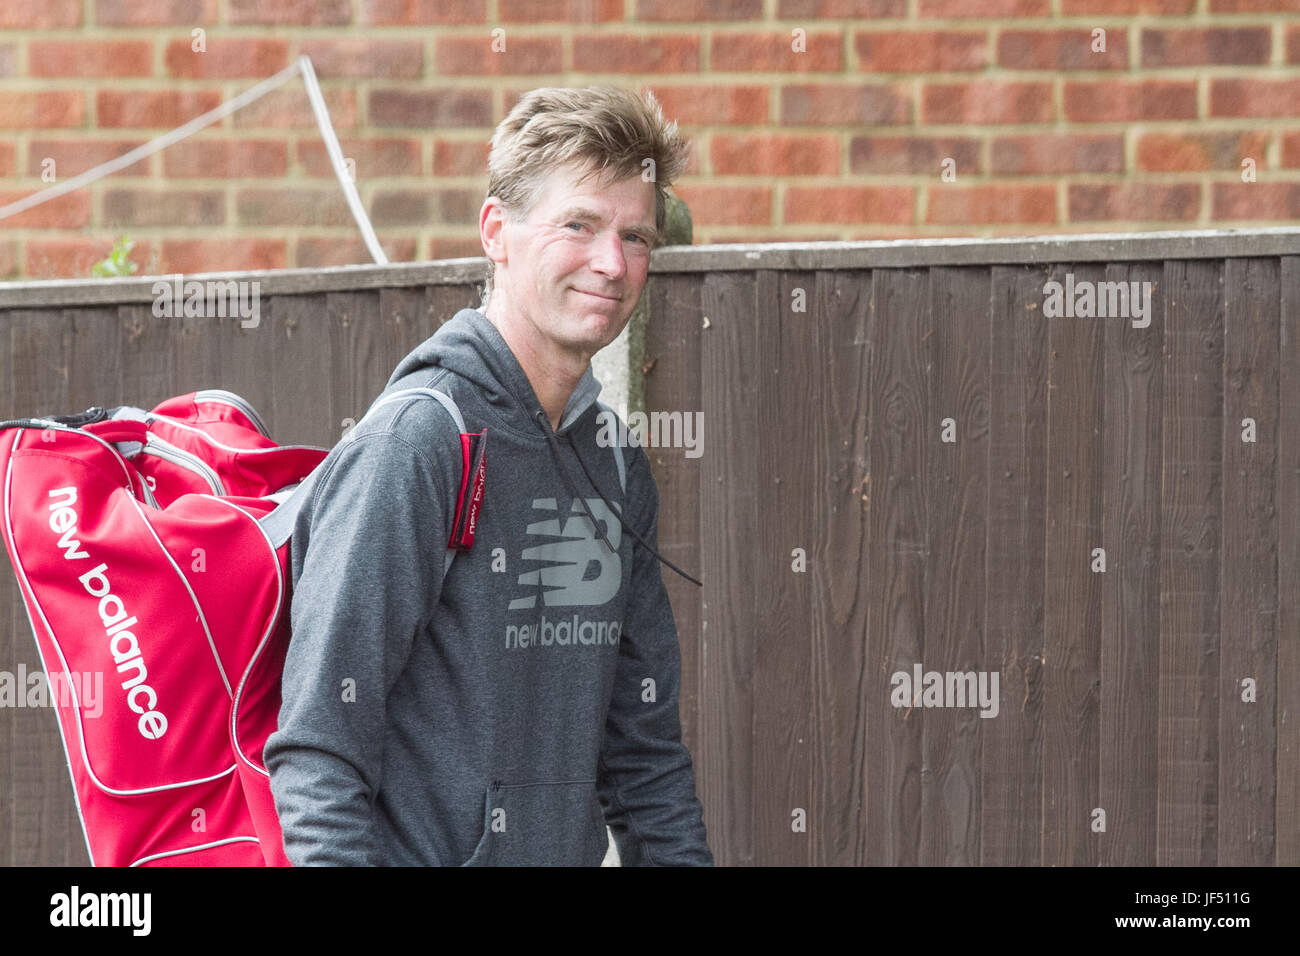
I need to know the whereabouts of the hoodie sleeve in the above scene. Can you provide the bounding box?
[596,447,713,866]
[264,426,450,866]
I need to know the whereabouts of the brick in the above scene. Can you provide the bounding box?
[0,0,80,27]
[160,238,288,274]
[782,84,911,125]
[164,38,289,78]
[372,189,481,226]
[0,191,90,228]
[997,30,1128,70]
[850,136,980,174]
[712,134,839,175]
[1068,183,1199,220]
[427,236,487,259]
[784,186,914,223]
[228,0,352,25]
[29,40,153,78]
[1210,0,1300,11]
[1211,79,1300,118]
[1141,28,1271,67]
[0,43,16,78]
[434,139,491,176]
[637,0,762,18]
[1064,80,1197,121]
[163,139,288,177]
[1136,131,1268,171]
[925,184,1056,224]
[299,138,423,178]
[672,185,772,225]
[97,90,221,128]
[370,89,494,128]
[298,38,424,78]
[573,34,699,73]
[28,139,150,177]
[500,0,622,20]
[855,30,987,72]
[991,134,1124,174]
[780,0,907,15]
[649,85,769,125]
[295,236,418,267]
[711,32,841,72]
[436,35,563,75]
[1212,182,1300,219]
[232,89,358,129]
[0,92,83,129]
[104,188,225,227]
[1061,0,1193,12]
[361,0,487,24]
[26,238,153,279]
[1289,26,1300,63]
[96,0,217,26]
[923,82,1054,124]
[0,141,13,177]
[1282,131,1300,167]
[917,0,1049,16]
[237,189,354,226]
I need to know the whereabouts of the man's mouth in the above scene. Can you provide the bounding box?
[573,288,620,302]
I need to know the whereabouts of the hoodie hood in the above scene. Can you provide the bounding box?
[386,307,603,438]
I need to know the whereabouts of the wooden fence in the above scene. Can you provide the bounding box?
[1,229,1297,865]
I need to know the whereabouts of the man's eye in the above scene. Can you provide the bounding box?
[565,222,584,232]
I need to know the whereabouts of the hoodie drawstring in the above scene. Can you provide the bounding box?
[533,408,703,588]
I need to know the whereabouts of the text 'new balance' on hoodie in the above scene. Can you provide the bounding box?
[263,307,713,866]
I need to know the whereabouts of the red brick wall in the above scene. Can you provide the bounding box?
[1,0,1298,278]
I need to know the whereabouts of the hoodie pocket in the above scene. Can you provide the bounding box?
[460,779,606,867]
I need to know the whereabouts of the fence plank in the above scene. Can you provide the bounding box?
[643,274,705,788]
[1218,257,1279,865]
[1041,264,1105,866]
[270,294,334,448]
[328,291,386,447]
[864,267,929,865]
[699,271,759,865]
[118,302,174,413]
[752,271,814,865]
[1278,256,1300,866]
[918,266,991,865]
[811,269,872,865]
[981,264,1049,865]
[1098,262,1164,866]
[1158,258,1224,865]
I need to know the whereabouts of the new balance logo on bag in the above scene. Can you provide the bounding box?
[0,386,483,866]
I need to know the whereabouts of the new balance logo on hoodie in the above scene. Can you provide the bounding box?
[508,496,622,610]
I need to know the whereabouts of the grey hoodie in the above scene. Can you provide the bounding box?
[263,307,713,866]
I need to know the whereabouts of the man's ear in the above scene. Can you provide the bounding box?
[480,197,508,266]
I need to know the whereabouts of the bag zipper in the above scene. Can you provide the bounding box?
[195,389,270,439]
[139,434,226,496]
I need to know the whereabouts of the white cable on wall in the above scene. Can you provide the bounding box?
[0,56,388,266]
[296,55,387,265]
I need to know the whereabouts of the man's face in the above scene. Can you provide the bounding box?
[482,162,657,361]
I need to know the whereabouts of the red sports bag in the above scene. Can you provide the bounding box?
[0,386,486,866]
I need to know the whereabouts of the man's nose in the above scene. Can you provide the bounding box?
[589,229,626,280]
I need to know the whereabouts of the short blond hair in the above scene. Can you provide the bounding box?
[481,86,689,304]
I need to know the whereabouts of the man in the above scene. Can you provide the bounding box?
[264,86,713,866]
